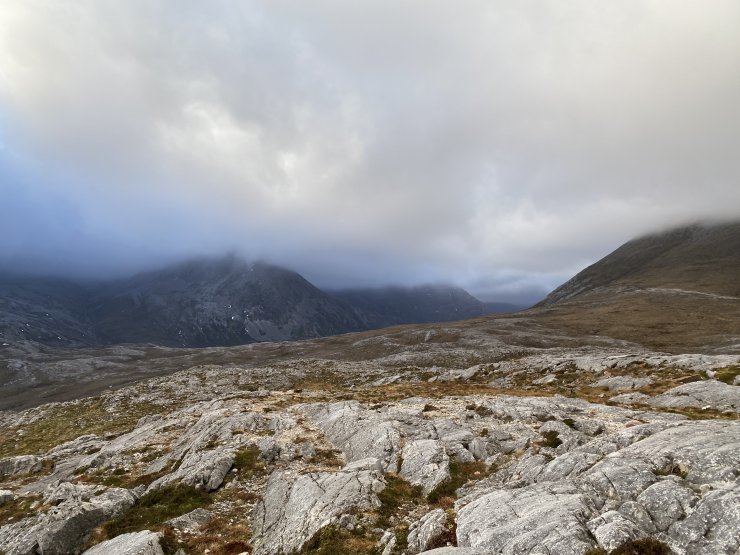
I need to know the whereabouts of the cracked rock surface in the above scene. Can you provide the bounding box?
[82,530,164,555]
[0,345,738,554]
[251,457,385,555]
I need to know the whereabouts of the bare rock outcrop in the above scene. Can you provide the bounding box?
[456,481,597,554]
[299,401,402,470]
[0,455,43,477]
[407,508,450,554]
[400,440,450,495]
[594,375,653,391]
[147,447,235,492]
[648,380,740,413]
[82,530,164,555]
[0,484,136,555]
[251,457,385,555]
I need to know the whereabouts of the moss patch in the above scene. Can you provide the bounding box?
[427,460,488,505]
[233,446,265,476]
[102,483,211,538]
[0,494,42,524]
[715,366,740,385]
[299,525,377,555]
[610,538,674,555]
[537,430,562,449]
[377,473,423,527]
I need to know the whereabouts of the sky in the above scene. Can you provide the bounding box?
[1,1,739,304]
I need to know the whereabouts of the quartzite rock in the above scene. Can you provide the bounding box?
[456,482,596,554]
[82,530,164,555]
[0,485,136,555]
[400,440,450,495]
[251,457,385,555]
[407,508,450,554]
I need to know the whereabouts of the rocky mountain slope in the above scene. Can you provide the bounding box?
[540,222,740,306]
[332,285,495,328]
[87,258,367,347]
[0,258,367,348]
[0,258,499,349]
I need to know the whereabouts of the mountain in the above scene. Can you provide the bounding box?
[0,258,367,347]
[535,222,740,352]
[0,257,500,348]
[87,257,368,346]
[0,276,94,346]
[540,222,740,305]
[332,285,491,328]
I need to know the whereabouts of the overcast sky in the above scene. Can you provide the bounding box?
[1,1,739,303]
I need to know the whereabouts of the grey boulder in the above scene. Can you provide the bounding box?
[83,530,164,555]
[456,482,596,555]
[0,485,136,555]
[0,455,43,477]
[400,440,450,495]
[251,457,385,555]
[147,447,235,492]
[407,508,450,554]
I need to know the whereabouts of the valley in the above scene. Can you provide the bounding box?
[0,223,739,555]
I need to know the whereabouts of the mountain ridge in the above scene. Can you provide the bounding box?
[0,256,503,348]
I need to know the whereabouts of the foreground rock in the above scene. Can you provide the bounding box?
[400,440,451,495]
[0,455,43,477]
[0,484,136,555]
[147,447,235,492]
[82,530,164,555]
[251,458,385,554]
[456,482,596,554]
[407,508,450,553]
[649,380,740,412]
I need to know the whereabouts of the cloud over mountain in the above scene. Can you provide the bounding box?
[1,1,739,303]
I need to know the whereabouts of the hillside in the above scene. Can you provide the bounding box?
[540,222,740,305]
[534,222,740,352]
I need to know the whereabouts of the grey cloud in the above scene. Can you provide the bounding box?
[0,1,739,302]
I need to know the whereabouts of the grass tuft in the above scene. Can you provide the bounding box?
[537,430,562,448]
[233,446,265,476]
[377,473,423,527]
[299,525,377,555]
[0,399,164,458]
[426,460,488,505]
[715,366,740,385]
[610,538,674,555]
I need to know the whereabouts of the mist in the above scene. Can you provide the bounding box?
[1,1,739,304]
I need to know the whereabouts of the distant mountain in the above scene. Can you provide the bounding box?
[0,258,366,347]
[332,285,491,328]
[0,257,508,348]
[87,257,367,346]
[0,276,94,345]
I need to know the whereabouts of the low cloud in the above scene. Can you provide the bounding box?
[1,1,739,302]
